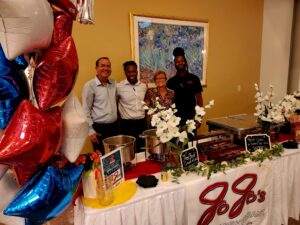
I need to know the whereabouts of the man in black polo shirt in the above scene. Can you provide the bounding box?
[167,47,203,126]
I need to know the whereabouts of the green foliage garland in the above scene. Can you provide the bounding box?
[164,144,284,180]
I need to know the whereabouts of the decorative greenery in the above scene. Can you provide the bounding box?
[165,144,284,180]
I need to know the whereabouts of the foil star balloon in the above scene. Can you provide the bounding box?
[48,0,78,20]
[0,76,21,129]
[33,36,79,110]
[4,165,84,225]
[0,0,54,60]
[14,55,28,70]
[9,69,30,100]
[60,93,89,162]
[52,12,73,46]
[0,100,62,185]
[1,45,30,100]
[0,171,24,225]
[0,44,11,76]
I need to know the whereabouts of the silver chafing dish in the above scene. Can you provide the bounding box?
[206,114,260,144]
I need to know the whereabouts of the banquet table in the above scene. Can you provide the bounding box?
[74,146,300,225]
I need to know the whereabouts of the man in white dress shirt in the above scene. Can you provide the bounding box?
[82,57,118,154]
[117,61,147,152]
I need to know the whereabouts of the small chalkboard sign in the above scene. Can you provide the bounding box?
[180,147,199,170]
[244,134,271,152]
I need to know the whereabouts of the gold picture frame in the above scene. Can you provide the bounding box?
[130,13,209,86]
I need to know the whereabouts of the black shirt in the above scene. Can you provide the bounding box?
[166,72,203,123]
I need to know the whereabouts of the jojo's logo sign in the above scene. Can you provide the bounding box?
[198,174,266,225]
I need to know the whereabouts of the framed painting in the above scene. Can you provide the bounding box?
[130,13,209,86]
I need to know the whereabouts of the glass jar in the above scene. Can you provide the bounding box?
[97,176,114,206]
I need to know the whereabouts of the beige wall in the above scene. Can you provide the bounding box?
[72,0,264,135]
[289,0,300,93]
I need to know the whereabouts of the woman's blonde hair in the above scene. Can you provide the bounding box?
[153,70,167,81]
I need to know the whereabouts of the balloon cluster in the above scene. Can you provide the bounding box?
[0,0,94,224]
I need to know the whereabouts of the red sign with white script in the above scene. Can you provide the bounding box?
[197,174,267,225]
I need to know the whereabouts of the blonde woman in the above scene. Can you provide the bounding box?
[144,70,174,108]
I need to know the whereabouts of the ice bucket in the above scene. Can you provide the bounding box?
[102,135,136,163]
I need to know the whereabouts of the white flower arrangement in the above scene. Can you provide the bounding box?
[145,98,214,144]
[143,98,214,166]
[293,90,300,112]
[254,84,297,131]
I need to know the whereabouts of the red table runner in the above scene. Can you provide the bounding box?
[125,160,162,180]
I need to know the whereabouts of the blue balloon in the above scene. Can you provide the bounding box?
[14,55,28,70]
[1,44,28,77]
[0,76,21,129]
[4,165,84,225]
[9,69,30,100]
[0,45,12,76]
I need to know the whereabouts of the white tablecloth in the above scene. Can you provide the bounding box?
[74,147,300,225]
[74,182,186,225]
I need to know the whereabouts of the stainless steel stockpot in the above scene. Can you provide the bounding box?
[102,135,136,163]
[140,129,170,161]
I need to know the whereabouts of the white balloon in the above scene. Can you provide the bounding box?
[0,0,54,59]
[0,171,24,225]
[0,164,8,180]
[60,93,89,162]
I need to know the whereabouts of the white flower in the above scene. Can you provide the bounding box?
[195,106,206,116]
[178,131,188,143]
[168,115,181,127]
[205,100,215,109]
[157,121,168,131]
[186,119,196,134]
[160,132,173,143]
[151,114,161,127]
[168,127,180,138]
[161,108,173,121]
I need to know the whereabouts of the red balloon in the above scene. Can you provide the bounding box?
[52,12,73,46]
[33,36,78,110]
[0,100,62,185]
[48,0,78,20]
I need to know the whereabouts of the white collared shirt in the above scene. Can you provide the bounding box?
[82,77,117,135]
[117,80,147,120]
